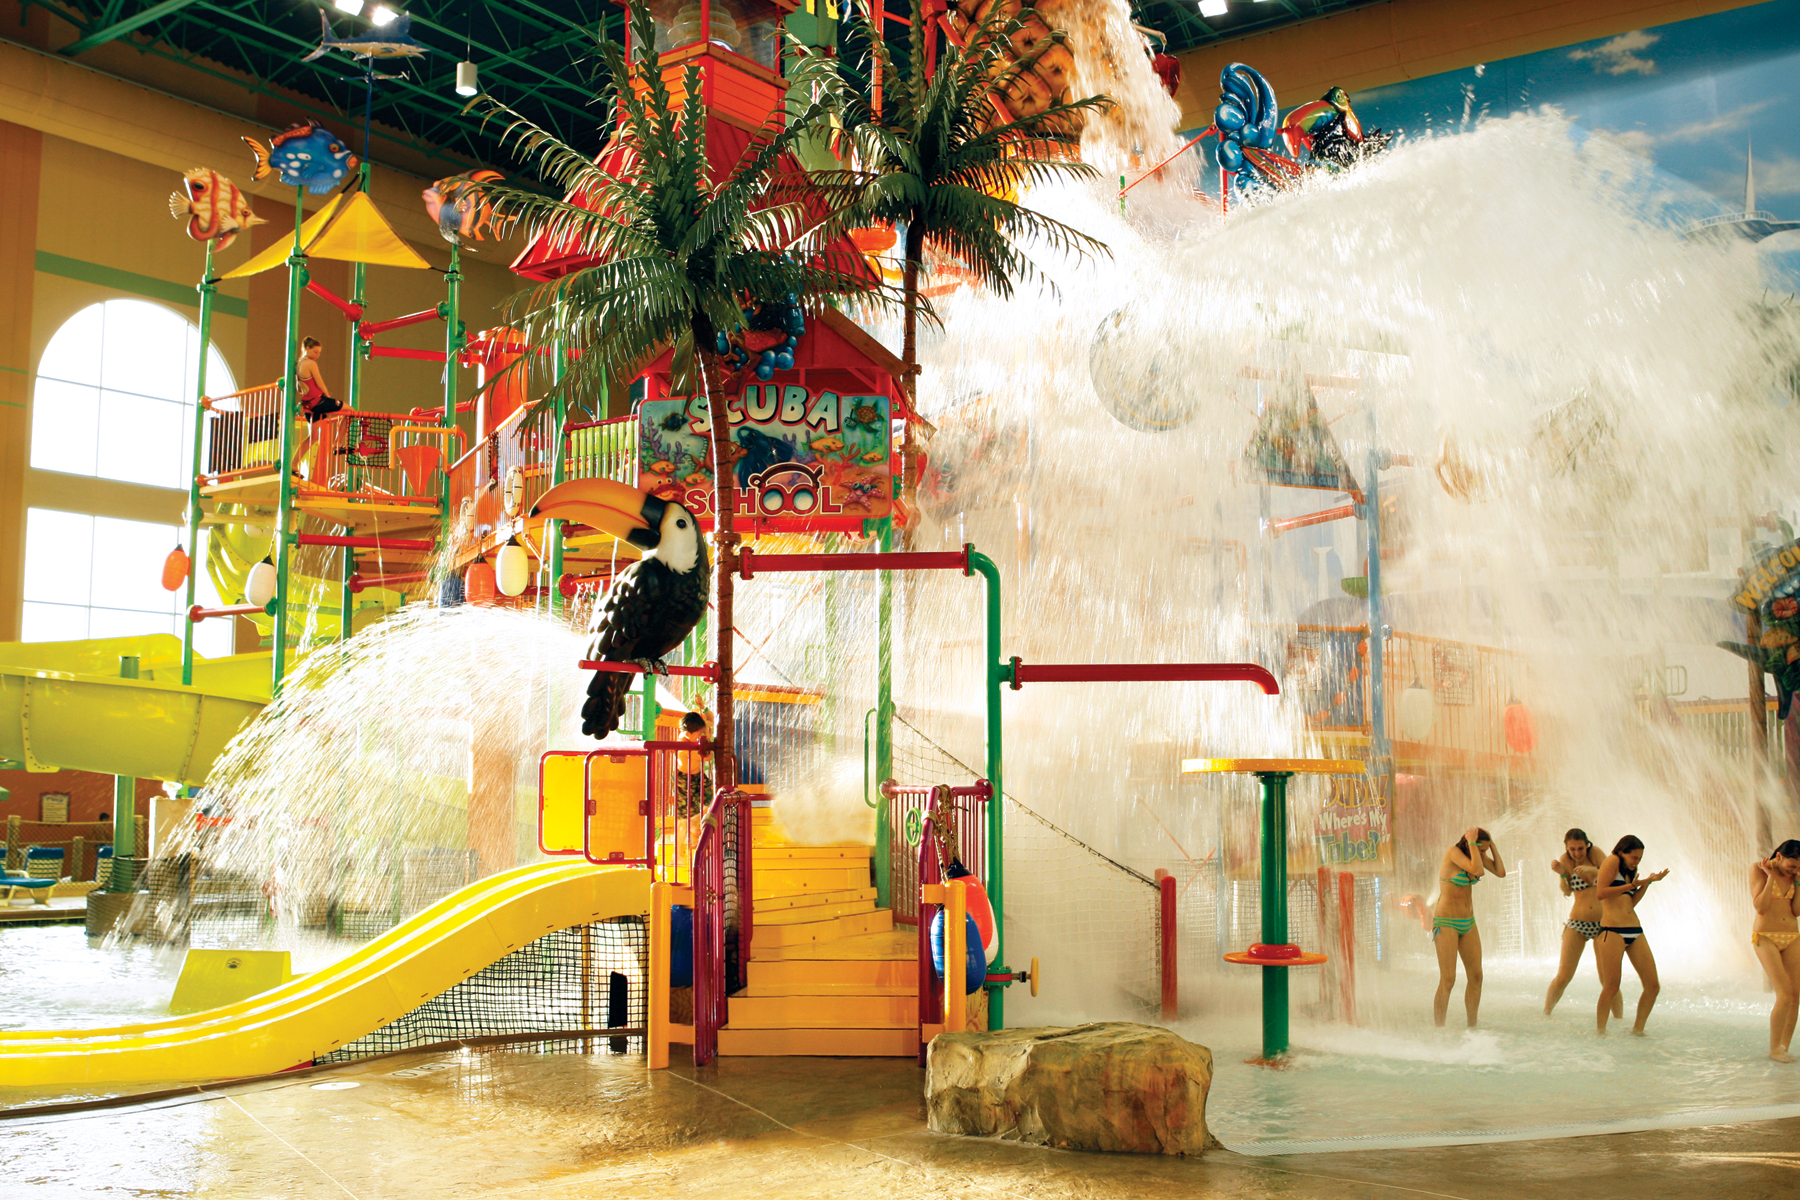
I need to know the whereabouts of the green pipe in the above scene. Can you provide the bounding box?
[180,241,216,686]
[1257,770,1294,1059]
[442,243,463,512]
[969,547,1004,1030]
[343,246,366,640]
[110,655,140,890]
[271,186,308,695]
[874,520,894,907]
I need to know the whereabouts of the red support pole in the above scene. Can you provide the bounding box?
[359,308,444,337]
[368,346,449,362]
[578,659,721,682]
[295,534,435,551]
[187,603,265,622]
[1338,871,1357,1025]
[737,547,970,578]
[1264,503,1358,539]
[1157,871,1178,1021]
[304,280,363,321]
[349,571,427,592]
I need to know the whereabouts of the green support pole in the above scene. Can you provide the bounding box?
[180,242,216,686]
[1257,770,1294,1059]
[110,655,140,891]
[271,186,308,695]
[970,547,1004,1030]
[442,243,463,512]
[342,243,366,641]
[641,674,658,741]
[874,520,894,907]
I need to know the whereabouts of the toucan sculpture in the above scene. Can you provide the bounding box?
[531,479,711,739]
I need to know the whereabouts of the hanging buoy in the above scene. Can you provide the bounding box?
[494,536,530,597]
[245,556,277,608]
[466,557,497,606]
[161,545,190,592]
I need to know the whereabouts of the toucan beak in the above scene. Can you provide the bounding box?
[531,478,662,550]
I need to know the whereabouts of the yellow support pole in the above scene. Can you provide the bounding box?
[946,878,968,1035]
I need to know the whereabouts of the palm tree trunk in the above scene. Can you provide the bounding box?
[693,316,739,793]
[898,218,925,551]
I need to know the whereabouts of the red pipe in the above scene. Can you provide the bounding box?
[1338,870,1357,1025]
[1120,125,1217,197]
[1265,503,1357,539]
[737,548,970,579]
[409,399,478,419]
[187,603,265,622]
[1158,872,1178,1021]
[295,534,435,551]
[369,346,448,363]
[349,571,427,592]
[305,280,363,321]
[359,308,443,336]
[1006,659,1280,694]
[879,779,991,801]
[578,659,720,682]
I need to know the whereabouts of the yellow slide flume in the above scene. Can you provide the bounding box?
[0,861,651,1086]
[0,635,268,785]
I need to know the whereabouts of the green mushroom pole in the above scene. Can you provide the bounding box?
[874,519,894,907]
[970,547,1005,1030]
[180,241,216,686]
[1256,770,1293,1058]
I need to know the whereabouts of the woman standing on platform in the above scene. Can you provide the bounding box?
[1433,827,1506,1028]
[1595,834,1668,1036]
[1750,839,1800,1062]
[1544,828,1622,1019]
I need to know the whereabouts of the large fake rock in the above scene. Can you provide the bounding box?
[926,1023,1216,1155]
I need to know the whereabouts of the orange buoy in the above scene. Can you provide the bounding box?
[161,545,190,592]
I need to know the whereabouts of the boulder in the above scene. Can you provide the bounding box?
[925,1022,1216,1155]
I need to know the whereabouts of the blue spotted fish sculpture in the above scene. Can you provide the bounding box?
[243,123,361,195]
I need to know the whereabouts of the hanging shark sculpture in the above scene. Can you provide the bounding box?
[303,11,431,62]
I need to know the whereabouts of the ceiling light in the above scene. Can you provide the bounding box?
[455,60,479,97]
[369,4,398,25]
[332,0,364,14]
[1199,0,1227,14]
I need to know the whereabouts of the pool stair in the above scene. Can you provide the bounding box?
[719,809,917,1057]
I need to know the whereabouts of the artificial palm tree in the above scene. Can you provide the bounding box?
[817,1,1116,396]
[476,0,891,788]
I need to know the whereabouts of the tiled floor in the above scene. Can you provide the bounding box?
[1,1046,1793,1198]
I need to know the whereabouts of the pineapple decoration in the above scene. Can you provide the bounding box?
[715,293,806,379]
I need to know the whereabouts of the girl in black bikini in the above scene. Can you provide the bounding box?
[1595,834,1669,1036]
[1544,828,1622,1019]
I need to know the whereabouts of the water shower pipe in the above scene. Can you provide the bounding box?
[1263,502,1358,539]
[1004,660,1279,692]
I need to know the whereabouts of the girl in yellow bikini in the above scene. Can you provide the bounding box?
[1434,826,1505,1028]
[1595,834,1668,1036]
[1750,838,1800,1062]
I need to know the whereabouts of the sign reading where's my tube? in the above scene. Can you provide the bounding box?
[638,385,892,528]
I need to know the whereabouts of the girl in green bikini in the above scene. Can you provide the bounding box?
[1434,826,1506,1028]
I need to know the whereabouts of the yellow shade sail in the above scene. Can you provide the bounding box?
[306,191,431,269]
[220,193,345,280]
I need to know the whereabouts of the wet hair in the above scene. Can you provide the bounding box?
[1455,828,1492,856]
[1772,839,1800,860]
[1611,834,1644,881]
[680,711,706,733]
[1564,827,1597,865]
[301,336,322,351]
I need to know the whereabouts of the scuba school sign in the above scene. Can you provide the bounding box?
[1720,534,1800,718]
[638,386,893,531]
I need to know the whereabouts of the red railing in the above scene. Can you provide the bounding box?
[881,779,990,926]
[690,787,753,1068]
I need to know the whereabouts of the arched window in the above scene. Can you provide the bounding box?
[24,300,235,654]
[31,299,234,488]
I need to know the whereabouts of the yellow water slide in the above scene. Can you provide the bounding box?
[0,635,268,786]
[0,861,651,1087]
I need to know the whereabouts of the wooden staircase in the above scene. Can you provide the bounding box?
[718,807,919,1057]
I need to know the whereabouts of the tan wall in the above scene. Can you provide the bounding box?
[1170,0,1767,130]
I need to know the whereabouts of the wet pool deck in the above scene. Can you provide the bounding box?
[1,1048,1791,1198]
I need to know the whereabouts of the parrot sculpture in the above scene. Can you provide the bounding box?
[531,479,711,739]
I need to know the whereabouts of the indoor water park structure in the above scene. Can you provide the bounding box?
[6,0,1800,1195]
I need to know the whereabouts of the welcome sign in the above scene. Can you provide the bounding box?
[638,387,892,528]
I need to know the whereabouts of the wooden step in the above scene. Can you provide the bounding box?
[726,993,917,1029]
[755,897,877,928]
[717,1026,919,1057]
[753,909,892,949]
[754,886,875,915]
[752,866,869,896]
[752,928,914,963]
[747,955,914,992]
[756,845,870,861]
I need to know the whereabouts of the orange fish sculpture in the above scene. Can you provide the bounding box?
[169,168,263,251]
[422,169,504,248]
